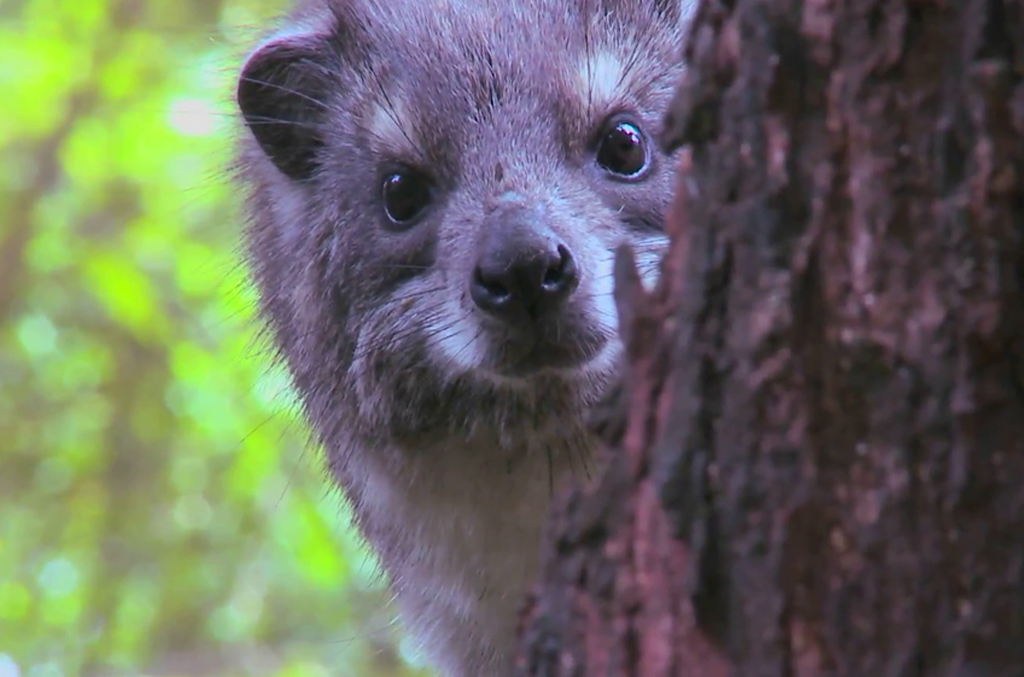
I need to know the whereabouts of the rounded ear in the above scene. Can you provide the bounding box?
[237,33,331,181]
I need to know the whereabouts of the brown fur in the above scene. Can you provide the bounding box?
[233,1,693,674]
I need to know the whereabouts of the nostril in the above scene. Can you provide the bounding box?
[542,245,576,292]
[542,249,567,288]
[474,267,510,301]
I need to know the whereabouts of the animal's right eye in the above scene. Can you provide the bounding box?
[382,170,433,226]
[594,117,649,179]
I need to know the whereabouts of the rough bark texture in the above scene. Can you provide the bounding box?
[516,0,1024,675]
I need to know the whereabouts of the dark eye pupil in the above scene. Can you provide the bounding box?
[596,122,647,176]
[383,172,432,225]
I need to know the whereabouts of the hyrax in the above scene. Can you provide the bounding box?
[234,0,693,674]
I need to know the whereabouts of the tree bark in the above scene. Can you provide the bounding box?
[516,0,1024,675]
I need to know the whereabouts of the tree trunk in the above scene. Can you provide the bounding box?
[515,0,1024,675]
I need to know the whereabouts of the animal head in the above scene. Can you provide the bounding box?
[236,0,693,447]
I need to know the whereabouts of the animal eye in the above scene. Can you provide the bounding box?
[382,170,433,225]
[595,120,648,178]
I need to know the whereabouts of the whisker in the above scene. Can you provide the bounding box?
[237,75,332,111]
[240,116,325,132]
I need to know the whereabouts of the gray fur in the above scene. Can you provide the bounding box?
[234,0,693,674]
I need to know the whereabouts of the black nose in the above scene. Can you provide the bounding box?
[471,243,578,320]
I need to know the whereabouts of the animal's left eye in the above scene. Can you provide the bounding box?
[595,119,649,178]
[382,169,433,227]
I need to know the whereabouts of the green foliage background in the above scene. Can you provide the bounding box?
[0,1,428,676]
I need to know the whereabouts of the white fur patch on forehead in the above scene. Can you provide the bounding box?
[679,0,698,26]
[367,96,418,157]
[574,49,629,113]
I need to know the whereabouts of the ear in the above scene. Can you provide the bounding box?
[237,32,332,182]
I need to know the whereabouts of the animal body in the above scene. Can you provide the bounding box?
[234,0,693,674]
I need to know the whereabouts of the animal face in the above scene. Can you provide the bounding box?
[236,0,691,442]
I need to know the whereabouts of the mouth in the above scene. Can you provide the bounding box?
[482,322,609,379]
